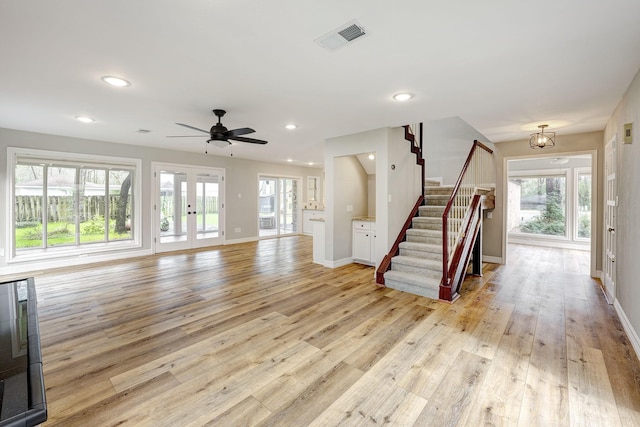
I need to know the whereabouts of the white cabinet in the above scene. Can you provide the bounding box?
[353,220,376,265]
[302,210,324,235]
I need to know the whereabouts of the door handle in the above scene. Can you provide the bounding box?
[608,227,615,232]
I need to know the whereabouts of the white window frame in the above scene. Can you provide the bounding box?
[6,147,142,264]
[574,167,592,242]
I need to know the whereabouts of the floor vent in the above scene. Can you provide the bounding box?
[315,20,367,51]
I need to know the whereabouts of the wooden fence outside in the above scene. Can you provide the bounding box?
[15,195,130,224]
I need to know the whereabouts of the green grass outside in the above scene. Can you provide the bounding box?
[16,220,131,249]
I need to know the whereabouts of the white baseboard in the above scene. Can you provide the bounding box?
[614,299,640,362]
[324,257,353,268]
[483,255,503,264]
[224,236,259,245]
[508,236,589,251]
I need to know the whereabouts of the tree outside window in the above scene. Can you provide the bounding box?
[14,157,135,251]
[509,175,567,237]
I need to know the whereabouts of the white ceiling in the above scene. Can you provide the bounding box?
[1,1,639,167]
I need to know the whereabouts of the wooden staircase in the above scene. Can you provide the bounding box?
[376,124,495,302]
[383,183,494,299]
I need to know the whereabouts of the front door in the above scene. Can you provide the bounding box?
[155,163,224,253]
[604,139,616,303]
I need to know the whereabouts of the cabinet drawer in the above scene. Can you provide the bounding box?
[353,221,371,230]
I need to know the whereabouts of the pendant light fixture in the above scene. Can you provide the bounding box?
[529,124,555,149]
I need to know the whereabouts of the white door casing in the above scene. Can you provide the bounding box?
[154,163,225,253]
[604,138,616,304]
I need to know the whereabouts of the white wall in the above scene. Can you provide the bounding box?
[324,126,421,268]
[604,66,640,352]
[387,126,422,255]
[0,127,322,273]
[367,175,376,216]
[325,128,390,265]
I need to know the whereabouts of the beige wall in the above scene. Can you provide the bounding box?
[332,155,368,260]
[490,131,604,270]
[604,66,640,345]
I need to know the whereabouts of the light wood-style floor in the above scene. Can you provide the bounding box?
[5,237,640,426]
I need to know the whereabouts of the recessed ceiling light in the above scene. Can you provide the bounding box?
[368,153,375,160]
[101,76,131,87]
[285,124,297,130]
[75,116,95,123]
[393,92,413,102]
[308,162,314,166]
[287,158,293,162]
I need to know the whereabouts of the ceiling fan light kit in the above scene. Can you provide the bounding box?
[168,109,268,152]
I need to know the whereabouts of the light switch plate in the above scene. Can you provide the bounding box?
[624,122,633,144]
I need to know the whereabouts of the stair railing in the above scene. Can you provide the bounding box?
[404,123,425,196]
[376,124,425,285]
[440,140,494,300]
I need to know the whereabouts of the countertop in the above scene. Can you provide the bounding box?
[352,216,376,222]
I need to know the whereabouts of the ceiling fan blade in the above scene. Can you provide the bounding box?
[166,135,206,138]
[227,127,255,137]
[229,136,268,145]
[175,123,210,134]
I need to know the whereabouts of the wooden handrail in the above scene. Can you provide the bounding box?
[442,140,493,219]
[403,124,425,197]
[441,140,494,297]
[376,195,424,285]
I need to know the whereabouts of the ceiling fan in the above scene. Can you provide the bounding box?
[168,109,268,149]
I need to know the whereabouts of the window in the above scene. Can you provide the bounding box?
[9,148,140,260]
[507,161,592,247]
[509,174,567,237]
[575,169,592,240]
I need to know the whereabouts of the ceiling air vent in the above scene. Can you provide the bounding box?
[315,20,367,51]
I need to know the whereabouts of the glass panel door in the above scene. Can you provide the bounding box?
[258,176,299,238]
[158,169,189,251]
[279,178,297,235]
[156,164,224,252]
[193,171,223,248]
[258,177,276,237]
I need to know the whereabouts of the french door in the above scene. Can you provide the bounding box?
[258,175,300,238]
[604,139,617,303]
[154,163,224,253]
